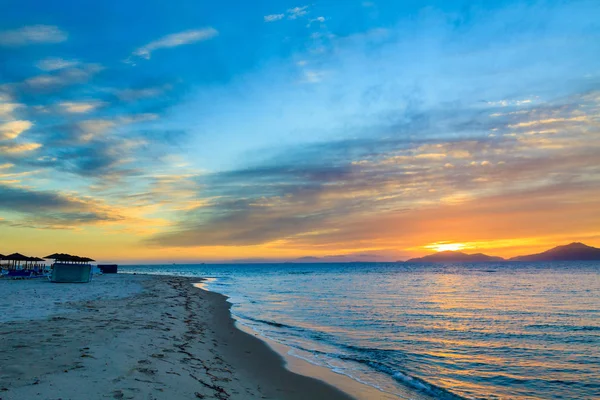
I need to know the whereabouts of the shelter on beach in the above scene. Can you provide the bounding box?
[45,253,95,283]
[0,253,48,278]
[2,253,46,270]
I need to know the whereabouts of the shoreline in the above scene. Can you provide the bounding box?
[0,274,358,399]
[193,283,409,400]
[195,282,433,400]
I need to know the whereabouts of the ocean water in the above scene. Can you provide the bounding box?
[122,262,600,399]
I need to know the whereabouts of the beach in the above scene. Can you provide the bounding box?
[0,274,362,400]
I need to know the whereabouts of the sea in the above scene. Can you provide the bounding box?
[121,262,600,399]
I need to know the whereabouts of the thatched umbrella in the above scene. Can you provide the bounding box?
[44,253,72,260]
[29,257,45,269]
[45,253,74,263]
[44,253,94,264]
[5,253,30,269]
[44,253,61,259]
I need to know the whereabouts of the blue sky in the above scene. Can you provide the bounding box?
[1,0,599,262]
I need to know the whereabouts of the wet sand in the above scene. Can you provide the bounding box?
[0,274,358,399]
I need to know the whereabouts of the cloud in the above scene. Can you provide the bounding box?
[74,114,157,141]
[59,101,104,113]
[76,119,117,141]
[36,57,79,71]
[115,84,172,101]
[0,25,67,46]
[132,28,218,60]
[148,90,600,248]
[264,6,310,22]
[300,70,326,83]
[307,16,326,26]
[264,14,285,22]
[0,120,33,140]
[0,142,42,154]
[288,6,309,19]
[0,102,23,118]
[0,183,122,228]
[0,93,23,120]
[22,63,103,91]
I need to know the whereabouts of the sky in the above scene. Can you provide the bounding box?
[0,0,599,263]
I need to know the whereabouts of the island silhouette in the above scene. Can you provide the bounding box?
[405,242,600,263]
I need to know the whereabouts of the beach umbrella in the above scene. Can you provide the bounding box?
[6,253,29,261]
[44,253,71,259]
[5,253,30,268]
[45,253,77,263]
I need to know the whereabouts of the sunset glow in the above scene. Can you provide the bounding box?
[425,243,468,253]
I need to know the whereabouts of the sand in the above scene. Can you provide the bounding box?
[0,274,365,400]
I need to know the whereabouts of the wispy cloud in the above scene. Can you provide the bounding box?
[288,6,309,19]
[76,113,158,141]
[0,25,67,46]
[264,6,310,22]
[59,101,104,114]
[0,142,42,154]
[132,28,218,60]
[300,70,326,84]
[0,102,23,118]
[115,84,172,101]
[0,183,123,229]
[264,14,285,22]
[307,16,326,26]
[22,63,103,91]
[149,91,600,249]
[36,57,79,71]
[0,120,33,140]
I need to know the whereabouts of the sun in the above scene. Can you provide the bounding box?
[425,242,467,252]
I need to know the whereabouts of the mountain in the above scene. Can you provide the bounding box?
[294,256,322,262]
[406,251,505,263]
[509,242,600,262]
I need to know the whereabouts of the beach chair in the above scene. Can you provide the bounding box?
[7,270,33,279]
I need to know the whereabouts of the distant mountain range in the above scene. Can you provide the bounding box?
[405,242,600,263]
[509,242,600,262]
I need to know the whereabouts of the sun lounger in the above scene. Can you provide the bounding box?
[6,270,34,279]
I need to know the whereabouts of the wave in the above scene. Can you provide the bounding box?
[332,352,467,400]
[239,315,297,329]
[526,323,600,331]
[238,314,467,399]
